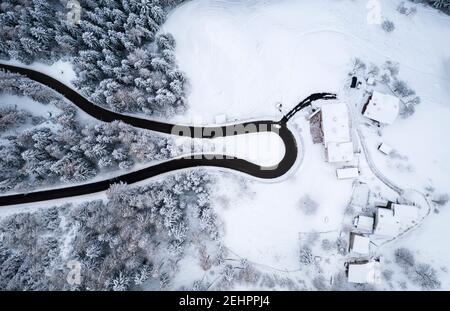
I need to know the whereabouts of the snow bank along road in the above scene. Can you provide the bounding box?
[0,63,336,206]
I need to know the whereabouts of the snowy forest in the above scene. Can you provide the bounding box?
[413,0,450,14]
[0,171,222,290]
[0,71,175,192]
[0,0,187,117]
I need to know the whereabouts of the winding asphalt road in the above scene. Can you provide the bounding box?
[0,63,336,206]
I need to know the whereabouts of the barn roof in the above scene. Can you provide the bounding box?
[363,91,399,125]
[327,142,354,163]
[348,261,381,284]
[321,103,351,146]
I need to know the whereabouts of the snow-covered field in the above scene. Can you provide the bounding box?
[163,0,450,288]
[0,94,60,118]
[2,59,77,87]
[173,130,285,167]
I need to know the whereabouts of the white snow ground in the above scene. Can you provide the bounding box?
[2,59,77,87]
[162,0,450,289]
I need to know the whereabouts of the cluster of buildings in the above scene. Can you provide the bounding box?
[308,88,415,285]
[346,198,420,284]
[309,89,400,181]
[338,180,421,285]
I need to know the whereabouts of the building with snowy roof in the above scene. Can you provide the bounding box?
[373,208,398,238]
[320,103,354,162]
[347,260,381,284]
[378,142,393,155]
[349,233,370,255]
[321,103,351,145]
[353,215,374,234]
[336,167,359,179]
[327,142,355,162]
[362,91,399,125]
[373,204,420,238]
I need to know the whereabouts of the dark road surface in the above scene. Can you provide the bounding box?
[0,63,336,206]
